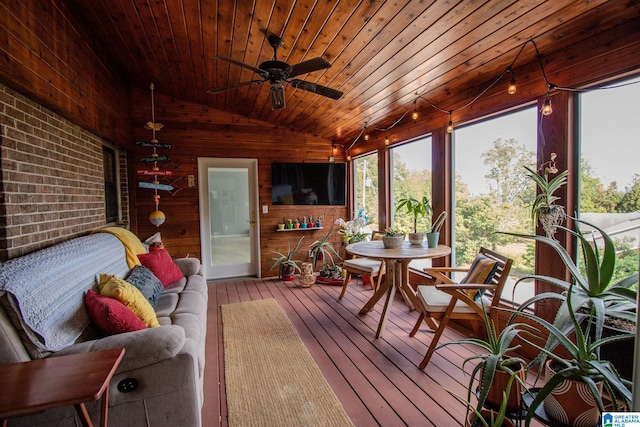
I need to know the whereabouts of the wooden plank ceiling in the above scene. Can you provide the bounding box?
[69,0,637,145]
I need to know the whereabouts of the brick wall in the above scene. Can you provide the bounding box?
[0,83,128,260]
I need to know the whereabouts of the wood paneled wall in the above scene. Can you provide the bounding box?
[129,88,347,277]
[0,0,131,145]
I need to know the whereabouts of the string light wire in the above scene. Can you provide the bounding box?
[348,38,640,150]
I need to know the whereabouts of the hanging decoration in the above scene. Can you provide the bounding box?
[138,83,174,227]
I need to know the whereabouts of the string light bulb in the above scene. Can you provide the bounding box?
[541,96,553,115]
[412,99,418,121]
[446,111,454,133]
[508,77,517,95]
[364,133,369,141]
[384,134,390,145]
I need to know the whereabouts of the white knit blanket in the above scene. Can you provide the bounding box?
[0,233,129,355]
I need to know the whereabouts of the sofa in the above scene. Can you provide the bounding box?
[0,229,208,427]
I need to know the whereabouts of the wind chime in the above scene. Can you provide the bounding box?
[138,83,174,226]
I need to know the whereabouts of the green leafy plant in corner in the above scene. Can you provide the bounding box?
[270,236,305,274]
[396,196,432,233]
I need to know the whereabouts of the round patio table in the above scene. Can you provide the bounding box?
[345,240,450,338]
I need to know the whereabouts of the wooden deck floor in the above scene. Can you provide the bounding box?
[202,277,543,426]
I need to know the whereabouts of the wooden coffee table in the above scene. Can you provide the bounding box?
[0,347,125,427]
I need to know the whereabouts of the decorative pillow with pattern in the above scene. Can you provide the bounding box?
[126,265,164,307]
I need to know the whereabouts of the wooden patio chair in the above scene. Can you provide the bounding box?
[338,232,385,300]
[409,247,513,369]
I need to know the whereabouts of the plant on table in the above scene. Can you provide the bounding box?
[396,196,431,244]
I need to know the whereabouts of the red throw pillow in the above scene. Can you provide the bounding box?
[137,249,184,287]
[85,290,146,335]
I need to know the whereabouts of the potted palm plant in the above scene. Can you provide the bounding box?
[270,236,305,281]
[396,196,431,245]
[524,152,568,239]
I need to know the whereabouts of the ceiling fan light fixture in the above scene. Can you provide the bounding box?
[270,82,286,110]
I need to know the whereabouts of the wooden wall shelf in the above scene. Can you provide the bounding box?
[276,227,324,232]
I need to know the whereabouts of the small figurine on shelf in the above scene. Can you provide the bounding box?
[301,216,308,228]
[293,218,300,229]
[286,218,293,229]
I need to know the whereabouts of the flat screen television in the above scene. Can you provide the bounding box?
[271,162,346,205]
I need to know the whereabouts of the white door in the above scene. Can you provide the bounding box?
[198,158,260,280]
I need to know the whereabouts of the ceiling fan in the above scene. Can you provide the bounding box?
[208,34,343,110]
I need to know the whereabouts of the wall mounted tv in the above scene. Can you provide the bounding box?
[271,162,346,205]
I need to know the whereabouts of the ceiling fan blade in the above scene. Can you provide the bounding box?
[207,79,265,94]
[211,56,269,78]
[287,57,331,78]
[290,79,343,100]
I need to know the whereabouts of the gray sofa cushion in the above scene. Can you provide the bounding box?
[126,265,164,307]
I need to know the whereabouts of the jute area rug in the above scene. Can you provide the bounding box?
[221,298,355,427]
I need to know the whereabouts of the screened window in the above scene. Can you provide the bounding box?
[103,145,119,224]
[453,107,537,303]
[353,153,379,231]
[389,136,432,269]
[578,75,640,280]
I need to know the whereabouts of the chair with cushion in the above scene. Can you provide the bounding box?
[409,247,513,369]
[338,232,385,301]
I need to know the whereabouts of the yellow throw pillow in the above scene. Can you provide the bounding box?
[98,274,160,328]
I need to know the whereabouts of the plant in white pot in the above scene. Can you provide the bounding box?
[426,211,447,248]
[382,227,405,249]
[396,196,431,245]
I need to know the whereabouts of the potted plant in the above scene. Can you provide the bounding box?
[382,227,405,249]
[502,216,638,377]
[512,289,632,427]
[436,305,529,421]
[396,196,431,245]
[270,236,305,280]
[524,152,568,239]
[309,227,342,271]
[426,211,447,248]
[440,369,519,427]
